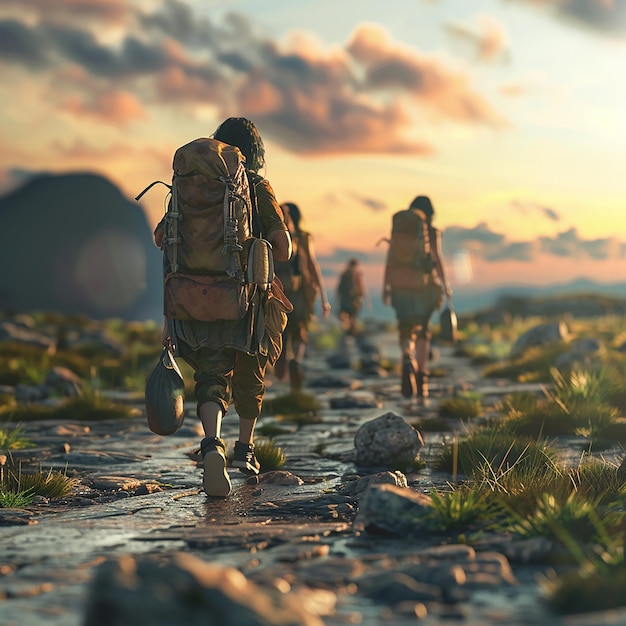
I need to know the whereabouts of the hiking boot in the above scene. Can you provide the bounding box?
[232,440,261,475]
[200,436,231,497]
[289,359,304,391]
[401,355,416,398]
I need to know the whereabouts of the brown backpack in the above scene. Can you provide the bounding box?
[137,138,273,322]
[384,208,436,290]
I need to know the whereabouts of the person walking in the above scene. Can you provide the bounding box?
[383,195,451,403]
[154,117,292,497]
[336,257,369,339]
[273,202,331,391]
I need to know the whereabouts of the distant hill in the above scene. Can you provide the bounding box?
[363,278,626,323]
[0,172,163,320]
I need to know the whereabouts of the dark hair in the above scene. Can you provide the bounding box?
[280,202,301,232]
[409,195,434,220]
[213,117,265,172]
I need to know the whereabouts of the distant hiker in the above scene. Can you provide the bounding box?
[273,202,331,391]
[336,257,369,338]
[150,117,292,497]
[382,195,451,403]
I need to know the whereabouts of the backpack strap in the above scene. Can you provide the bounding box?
[244,171,263,238]
[166,179,182,273]
[219,160,246,281]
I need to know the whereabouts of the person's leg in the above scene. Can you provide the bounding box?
[398,321,418,399]
[414,313,434,400]
[289,320,308,391]
[231,351,268,474]
[186,346,235,497]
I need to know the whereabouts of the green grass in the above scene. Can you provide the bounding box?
[0,423,34,451]
[1,395,139,422]
[254,439,287,471]
[433,428,559,480]
[439,392,483,420]
[1,463,78,499]
[0,488,36,508]
[424,485,502,533]
[262,391,321,424]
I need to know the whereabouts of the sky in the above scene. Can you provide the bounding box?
[1,0,626,306]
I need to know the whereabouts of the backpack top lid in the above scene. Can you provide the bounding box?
[173,137,245,180]
[391,207,428,235]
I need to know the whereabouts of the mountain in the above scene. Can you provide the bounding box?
[0,172,163,320]
[362,278,626,322]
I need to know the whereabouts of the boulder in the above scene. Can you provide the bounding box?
[510,321,569,358]
[354,412,424,468]
[83,553,324,626]
[354,483,432,535]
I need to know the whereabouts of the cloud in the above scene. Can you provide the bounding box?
[508,0,626,36]
[441,222,626,262]
[0,4,506,156]
[347,24,507,127]
[511,199,561,222]
[350,193,387,212]
[0,0,131,25]
[445,14,510,62]
[61,89,148,126]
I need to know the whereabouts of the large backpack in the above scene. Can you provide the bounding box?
[137,137,273,322]
[384,208,436,290]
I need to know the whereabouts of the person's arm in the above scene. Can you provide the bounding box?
[269,229,292,262]
[382,249,392,306]
[302,234,331,318]
[252,176,292,261]
[431,228,452,298]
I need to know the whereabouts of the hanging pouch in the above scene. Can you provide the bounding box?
[145,348,185,435]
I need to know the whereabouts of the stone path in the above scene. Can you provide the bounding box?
[0,331,621,625]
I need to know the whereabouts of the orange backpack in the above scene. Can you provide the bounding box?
[137,138,273,322]
[384,208,436,290]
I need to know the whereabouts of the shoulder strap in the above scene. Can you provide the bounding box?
[246,171,262,238]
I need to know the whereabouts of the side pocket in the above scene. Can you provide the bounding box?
[164,273,249,321]
[246,238,275,290]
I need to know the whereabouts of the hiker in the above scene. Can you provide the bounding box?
[153,117,292,497]
[273,202,331,391]
[336,257,369,338]
[383,195,452,402]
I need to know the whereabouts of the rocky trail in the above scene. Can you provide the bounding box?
[0,330,623,626]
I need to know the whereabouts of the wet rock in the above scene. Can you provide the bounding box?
[45,366,83,397]
[83,553,325,626]
[0,509,38,526]
[134,483,163,495]
[0,321,56,352]
[15,383,50,403]
[510,321,569,358]
[354,483,432,535]
[253,471,304,486]
[355,572,443,604]
[326,352,351,370]
[354,412,424,468]
[554,337,604,371]
[308,375,359,389]
[329,394,381,410]
[89,476,143,491]
[338,471,408,499]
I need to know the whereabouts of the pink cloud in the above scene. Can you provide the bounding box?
[445,15,510,62]
[347,24,507,127]
[62,89,148,126]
